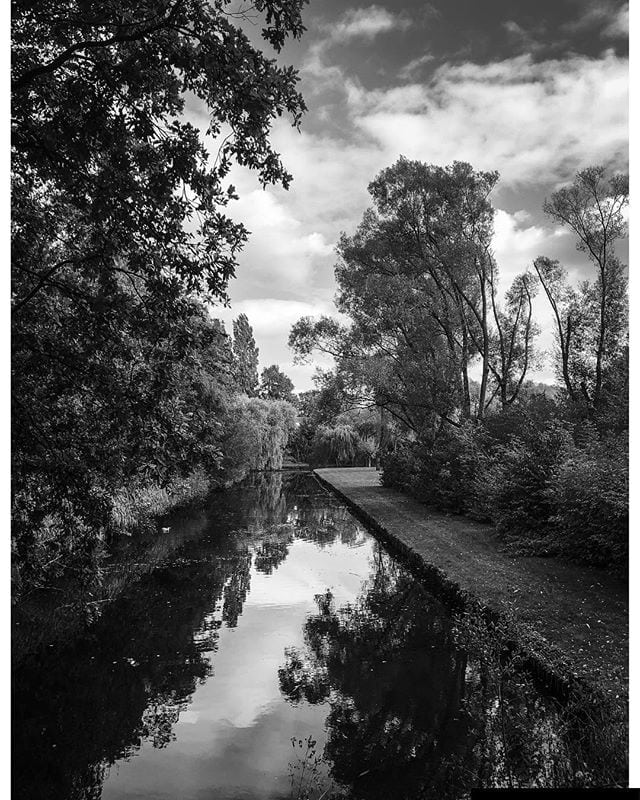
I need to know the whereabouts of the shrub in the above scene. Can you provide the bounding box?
[413,422,483,514]
[376,395,628,569]
[383,423,487,515]
[473,419,572,538]
[546,434,628,567]
[380,440,419,492]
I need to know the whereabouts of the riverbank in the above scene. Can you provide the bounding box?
[314,467,628,703]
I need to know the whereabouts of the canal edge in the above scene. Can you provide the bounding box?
[312,469,606,707]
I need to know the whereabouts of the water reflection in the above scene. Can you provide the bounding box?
[12,473,607,800]
[12,473,366,800]
[279,550,471,799]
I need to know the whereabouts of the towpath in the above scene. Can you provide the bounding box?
[314,467,627,701]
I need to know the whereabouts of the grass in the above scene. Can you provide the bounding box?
[109,469,211,536]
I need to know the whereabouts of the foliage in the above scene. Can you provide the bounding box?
[217,396,297,483]
[232,313,260,396]
[12,0,309,593]
[382,389,628,569]
[288,368,395,466]
[473,417,572,538]
[311,424,359,467]
[290,158,540,434]
[401,423,484,514]
[546,432,628,566]
[260,363,296,402]
[12,302,231,585]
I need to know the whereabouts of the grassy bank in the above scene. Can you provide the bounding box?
[109,469,212,537]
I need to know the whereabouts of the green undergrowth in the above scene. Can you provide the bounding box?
[382,404,628,571]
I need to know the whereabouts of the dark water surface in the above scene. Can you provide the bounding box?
[13,473,594,800]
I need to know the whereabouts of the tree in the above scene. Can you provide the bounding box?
[535,166,628,408]
[290,159,538,435]
[11,0,308,583]
[259,364,296,402]
[232,314,259,396]
[12,0,308,313]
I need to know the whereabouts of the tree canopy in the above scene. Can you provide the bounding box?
[259,364,296,403]
[11,0,309,586]
[290,158,539,433]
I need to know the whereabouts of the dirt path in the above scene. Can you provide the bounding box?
[315,467,627,701]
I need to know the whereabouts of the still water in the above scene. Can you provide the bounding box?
[13,473,590,800]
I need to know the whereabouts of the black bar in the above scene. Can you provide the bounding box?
[471,790,640,800]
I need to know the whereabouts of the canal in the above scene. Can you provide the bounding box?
[12,472,598,799]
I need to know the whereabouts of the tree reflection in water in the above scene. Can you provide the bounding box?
[12,472,364,800]
[279,547,472,799]
[13,473,598,800]
[278,542,599,798]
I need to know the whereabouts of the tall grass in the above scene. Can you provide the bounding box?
[109,469,211,536]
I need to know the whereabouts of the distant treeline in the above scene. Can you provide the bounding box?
[290,159,628,569]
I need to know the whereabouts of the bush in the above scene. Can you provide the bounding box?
[380,440,419,492]
[380,393,628,569]
[546,434,628,567]
[474,419,572,538]
[415,423,483,514]
[383,423,488,515]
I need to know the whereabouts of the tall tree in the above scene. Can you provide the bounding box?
[535,166,628,408]
[291,159,538,433]
[232,313,259,396]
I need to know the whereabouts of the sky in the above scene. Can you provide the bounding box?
[190,0,629,392]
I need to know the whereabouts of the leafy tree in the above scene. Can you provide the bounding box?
[259,364,296,402]
[13,0,307,311]
[535,166,628,409]
[11,0,308,586]
[232,313,259,396]
[290,159,538,434]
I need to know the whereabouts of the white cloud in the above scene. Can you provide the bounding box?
[561,0,628,39]
[602,3,629,37]
[226,189,334,290]
[322,6,410,43]
[493,209,567,283]
[303,6,411,90]
[348,51,627,187]
[213,298,336,338]
[399,53,436,80]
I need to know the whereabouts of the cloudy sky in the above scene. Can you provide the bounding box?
[194,0,629,392]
